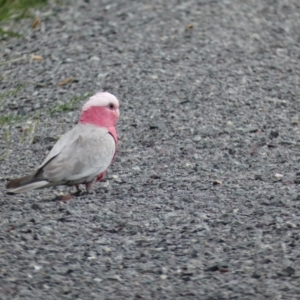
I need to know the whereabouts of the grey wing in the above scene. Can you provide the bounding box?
[41,126,116,183]
[40,124,96,167]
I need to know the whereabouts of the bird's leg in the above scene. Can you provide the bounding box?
[85,179,96,193]
[72,184,82,196]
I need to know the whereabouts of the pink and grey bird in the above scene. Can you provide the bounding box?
[6,92,120,193]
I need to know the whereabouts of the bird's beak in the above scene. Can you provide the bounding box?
[116,108,120,118]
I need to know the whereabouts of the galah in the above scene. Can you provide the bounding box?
[6,92,119,194]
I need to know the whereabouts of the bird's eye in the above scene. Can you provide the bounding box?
[108,103,114,110]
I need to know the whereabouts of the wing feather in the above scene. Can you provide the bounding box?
[40,124,96,167]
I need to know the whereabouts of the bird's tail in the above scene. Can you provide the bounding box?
[6,172,49,194]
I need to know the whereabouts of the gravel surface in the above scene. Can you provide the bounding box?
[1,0,300,299]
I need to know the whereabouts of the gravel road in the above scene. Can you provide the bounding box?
[1,0,300,299]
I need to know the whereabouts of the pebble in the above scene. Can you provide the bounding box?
[132,166,141,171]
[90,56,100,62]
[41,226,52,234]
[193,135,202,142]
[286,221,297,228]
[226,121,234,127]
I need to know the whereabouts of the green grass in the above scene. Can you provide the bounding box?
[0,88,92,127]
[0,0,47,36]
[0,84,25,102]
[0,86,92,125]
[0,114,23,126]
[0,87,92,159]
[0,128,10,161]
[49,93,93,116]
[0,85,26,125]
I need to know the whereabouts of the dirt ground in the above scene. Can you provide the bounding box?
[1,0,300,299]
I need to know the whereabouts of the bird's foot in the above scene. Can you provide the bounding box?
[72,184,83,196]
[85,182,95,194]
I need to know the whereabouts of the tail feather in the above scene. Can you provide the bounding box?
[6,173,49,194]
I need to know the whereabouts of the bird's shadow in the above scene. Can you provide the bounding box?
[39,190,87,203]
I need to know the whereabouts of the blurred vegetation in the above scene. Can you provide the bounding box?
[0,84,92,125]
[49,93,93,116]
[0,0,47,36]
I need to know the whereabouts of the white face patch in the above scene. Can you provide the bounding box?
[82,92,119,111]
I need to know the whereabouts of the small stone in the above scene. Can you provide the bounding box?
[149,124,159,129]
[193,135,201,142]
[132,166,141,171]
[293,195,300,201]
[160,275,167,280]
[275,173,283,179]
[107,275,122,281]
[60,286,71,294]
[34,265,42,271]
[94,278,102,282]
[213,180,222,185]
[227,88,236,95]
[279,266,295,277]
[252,271,261,279]
[205,265,219,272]
[276,48,288,56]
[87,255,96,260]
[31,203,41,210]
[292,271,300,278]
[90,56,100,62]
[286,221,297,228]
[292,117,299,125]
[33,103,41,110]
[51,55,58,61]
[226,121,234,127]
[243,126,259,133]
[269,131,279,139]
[41,226,52,234]
[112,174,122,183]
[254,174,263,181]
[251,33,261,40]
[103,247,111,253]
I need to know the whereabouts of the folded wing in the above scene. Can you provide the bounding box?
[41,123,116,184]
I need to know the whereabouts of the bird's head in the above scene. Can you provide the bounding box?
[79,92,120,127]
